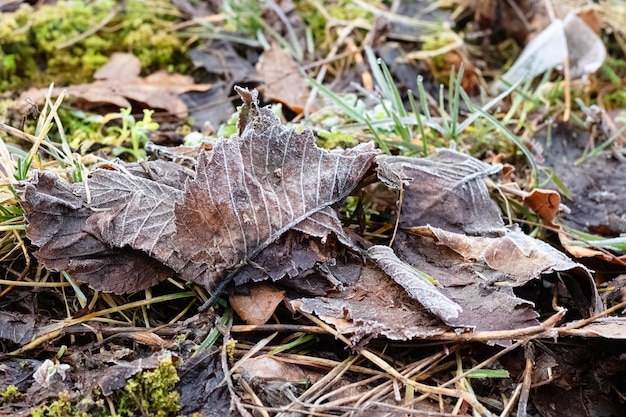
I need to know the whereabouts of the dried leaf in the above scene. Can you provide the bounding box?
[174,89,378,289]
[22,89,376,295]
[237,356,306,382]
[566,317,626,339]
[177,351,234,417]
[98,351,178,396]
[401,225,602,328]
[376,149,601,337]
[22,172,174,293]
[229,283,285,325]
[18,53,211,117]
[524,188,561,226]
[0,312,38,346]
[367,245,462,322]
[291,262,448,344]
[256,43,312,113]
[376,149,504,235]
[495,12,605,91]
[233,230,339,285]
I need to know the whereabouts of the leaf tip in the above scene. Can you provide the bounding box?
[234,86,260,135]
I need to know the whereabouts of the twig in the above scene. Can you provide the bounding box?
[559,299,626,332]
[427,308,566,342]
[516,344,534,417]
[231,324,327,334]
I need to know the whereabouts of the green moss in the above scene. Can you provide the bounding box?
[27,357,185,417]
[0,0,188,92]
[421,29,459,80]
[0,385,22,404]
[295,0,382,48]
[55,107,159,161]
[30,391,93,417]
[317,130,358,149]
[118,356,181,417]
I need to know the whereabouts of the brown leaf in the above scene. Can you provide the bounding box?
[177,351,233,417]
[174,88,378,290]
[0,311,40,346]
[400,225,602,328]
[565,317,626,339]
[256,43,312,113]
[233,230,339,286]
[367,245,462,322]
[22,89,375,295]
[237,356,306,382]
[559,231,626,264]
[18,52,211,117]
[229,283,285,325]
[93,52,141,80]
[98,351,178,396]
[291,262,448,345]
[375,149,602,338]
[524,188,561,226]
[21,172,174,293]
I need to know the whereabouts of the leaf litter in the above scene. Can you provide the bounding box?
[20,85,603,344]
[19,85,603,345]
[7,83,621,416]
[18,53,211,117]
[4,1,626,413]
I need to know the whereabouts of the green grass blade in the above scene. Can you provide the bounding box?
[470,104,539,187]
[309,78,365,123]
[408,90,428,156]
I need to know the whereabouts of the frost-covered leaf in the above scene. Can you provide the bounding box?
[232,230,339,285]
[174,88,378,289]
[368,245,462,322]
[376,149,504,235]
[22,172,174,293]
[376,149,601,340]
[291,262,448,345]
[22,89,376,294]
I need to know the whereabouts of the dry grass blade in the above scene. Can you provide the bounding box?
[299,310,496,416]
[7,292,195,356]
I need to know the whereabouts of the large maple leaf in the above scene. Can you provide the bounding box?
[22,89,378,294]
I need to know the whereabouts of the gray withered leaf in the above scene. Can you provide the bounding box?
[367,245,462,322]
[376,149,504,235]
[174,88,379,290]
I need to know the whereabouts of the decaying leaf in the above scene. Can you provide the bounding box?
[232,229,340,286]
[177,351,234,417]
[402,226,601,327]
[256,43,312,113]
[367,245,462,322]
[380,149,600,329]
[564,317,626,339]
[0,312,39,346]
[376,149,504,235]
[523,188,561,227]
[22,172,175,293]
[291,261,449,344]
[173,89,378,289]
[229,283,285,325]
[294,149,602,343]
[18,53,211,117]
[98,351,179,396]
[22,88,377,295]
